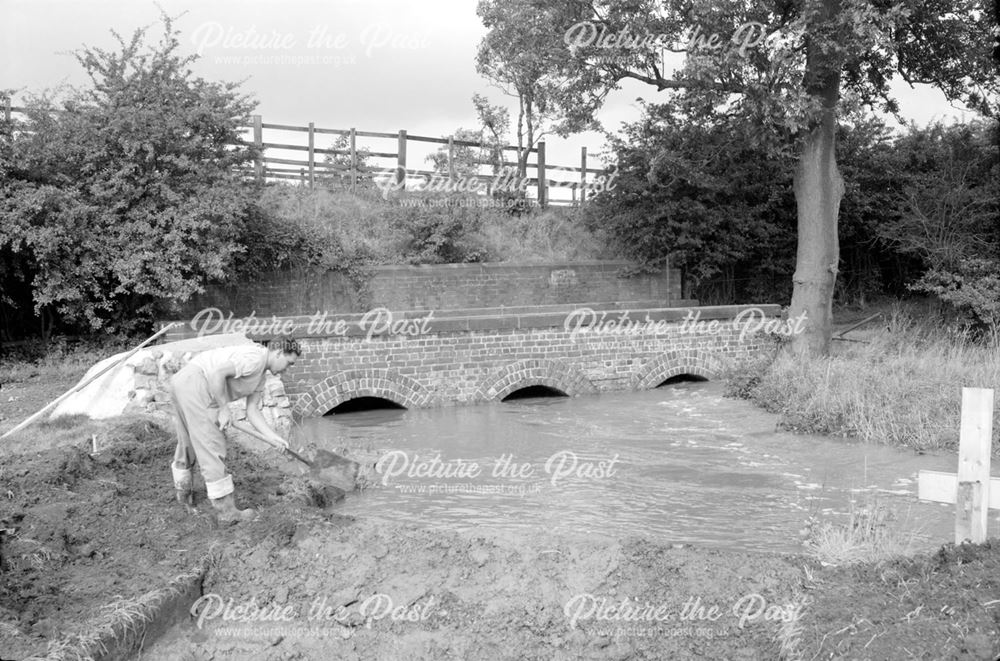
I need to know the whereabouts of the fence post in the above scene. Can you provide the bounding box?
[448,136,455,181]
[3,95,10,124]
[537,140,547,208]
[252,114,263,183]
[307,122,315,187]
[956,387,994,543]
[350,128,357,193]
[580,146,588,206]
[397,129,407,190]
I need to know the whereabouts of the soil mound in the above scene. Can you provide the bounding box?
[0,415,345,659]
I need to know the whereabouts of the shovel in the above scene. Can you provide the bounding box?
[230,420,359,491]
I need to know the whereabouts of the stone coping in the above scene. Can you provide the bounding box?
[240,260,658,275]
[160,303,782,341]
[161,299,696,326]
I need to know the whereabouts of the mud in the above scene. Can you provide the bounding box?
[146,519,810,661]
[0,416,344,659]
[1,414,998,660]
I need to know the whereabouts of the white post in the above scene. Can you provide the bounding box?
[917,387,996,544]
[956,387,993,543]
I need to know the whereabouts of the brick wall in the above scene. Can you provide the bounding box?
[271,304,784,414]
[173,261,683,317]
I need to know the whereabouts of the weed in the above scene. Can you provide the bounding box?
[738,302,1000,453]
[804,497,919,566]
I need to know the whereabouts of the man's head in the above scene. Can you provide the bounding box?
[266,338,302,374]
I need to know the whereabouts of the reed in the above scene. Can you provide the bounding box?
[741,302,1000,454]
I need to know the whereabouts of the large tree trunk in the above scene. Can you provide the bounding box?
[789,108,843,355]
[789,0,844,356]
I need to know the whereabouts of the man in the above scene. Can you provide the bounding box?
[169,338,301,523]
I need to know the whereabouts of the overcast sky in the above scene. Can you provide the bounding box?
[1,0,976,195]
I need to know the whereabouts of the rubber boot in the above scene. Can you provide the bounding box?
[210,494,255,524]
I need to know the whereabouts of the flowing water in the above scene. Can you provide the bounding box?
[296,381,987,554]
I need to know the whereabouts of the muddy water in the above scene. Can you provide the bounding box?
[297,382,978,554]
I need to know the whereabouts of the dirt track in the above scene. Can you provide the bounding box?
[1,416,998,660]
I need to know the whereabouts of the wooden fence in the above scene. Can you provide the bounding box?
[242,115,608,207]
[3,98,611,208]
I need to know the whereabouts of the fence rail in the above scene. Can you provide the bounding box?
[244,115,611,207]
[3,100,611,207]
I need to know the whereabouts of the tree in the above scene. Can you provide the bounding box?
[881,120,1000,330]
[425,128,485,181]
[485,0,998,354]
[477,0,582,177]
[0,15,257,334]
[323,133,374,190]
[585,101,798,302]
[426,98,512,182]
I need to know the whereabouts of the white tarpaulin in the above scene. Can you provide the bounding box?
[50,333,254,420]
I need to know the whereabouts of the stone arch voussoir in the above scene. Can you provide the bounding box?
[294,368,431,416]
[631,349,726,390]
[476,358,597,402]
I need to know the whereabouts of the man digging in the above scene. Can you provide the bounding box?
[169,338,302,523]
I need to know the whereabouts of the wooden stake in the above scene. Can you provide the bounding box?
[956,387,993,543]
[397,130,407,190]
[252,115,263,182]
[537,140,547,208]
[350,128,357,192]
[307,122,315,187]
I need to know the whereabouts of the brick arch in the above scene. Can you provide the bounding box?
[476,359,597,402]
[294,368,431,416]
[630,349,726,390]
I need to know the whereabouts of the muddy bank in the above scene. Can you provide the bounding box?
[0,416,346,659]
[1,414,998,660]
[142,516,1000,661]
[147,518,810,660]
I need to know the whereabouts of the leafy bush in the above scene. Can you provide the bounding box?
[239,185,607,272]
[878,121,1000,331]
[0,15,256,334]
[911,258,1000,334]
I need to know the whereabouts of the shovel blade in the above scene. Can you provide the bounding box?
[306,449,360,492]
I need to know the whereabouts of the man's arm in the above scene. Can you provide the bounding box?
[207,361,237,407]
[245,390,289,449]
[207,361,238,429]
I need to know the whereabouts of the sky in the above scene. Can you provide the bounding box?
[1,0,977,201]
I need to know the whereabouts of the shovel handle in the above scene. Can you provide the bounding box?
[229,421,314,469]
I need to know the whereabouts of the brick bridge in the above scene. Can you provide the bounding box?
[164,302,784,417]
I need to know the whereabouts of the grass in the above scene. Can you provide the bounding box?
[1,413,167,457]
[255,185,613,266]
[35,567,207,661]
[0,337,129,385]
[731,299,1000,454]
[774,593,809,661]
[803,496,920,567]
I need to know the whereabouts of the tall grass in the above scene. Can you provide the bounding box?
[252,185,612,267]
[737,302,1000,453]
[803,496,920,566]
[0,337,130,384]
